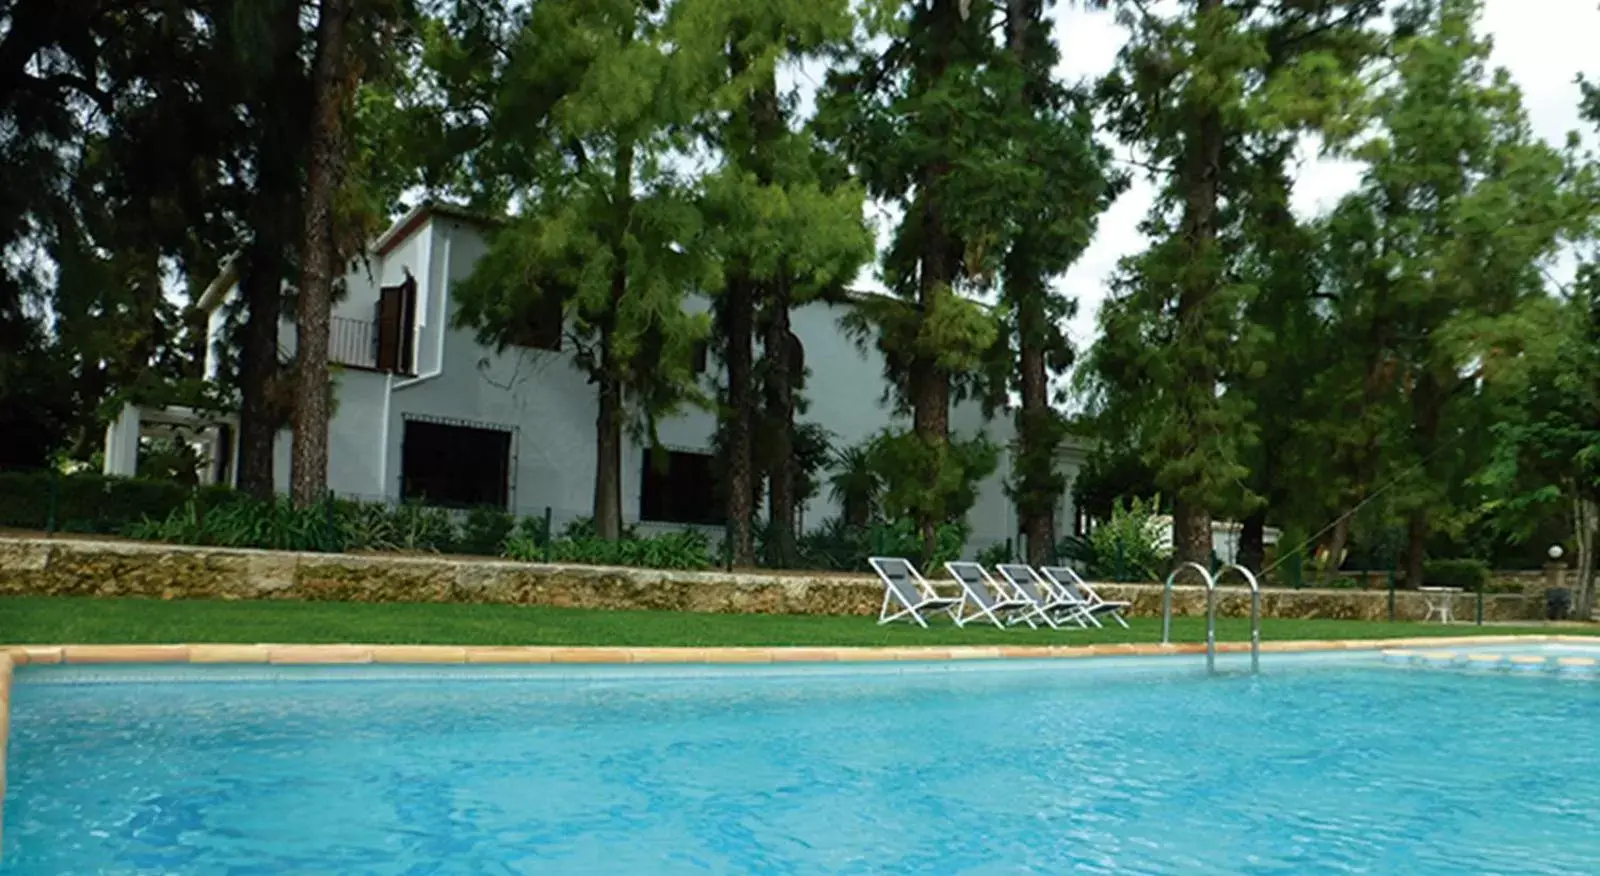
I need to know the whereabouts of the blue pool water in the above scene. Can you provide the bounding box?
[6,659,1600,874]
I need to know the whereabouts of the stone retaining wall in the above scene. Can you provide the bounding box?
[0,537,1544,622]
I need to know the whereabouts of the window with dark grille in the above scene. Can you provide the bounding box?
[400,419,512,509]
[508,294,564,352]
[639,448,723,526]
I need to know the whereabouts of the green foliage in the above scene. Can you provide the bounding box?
[1422,558,1491,592]
[130,495,341,552]
[827,440,883,527]
[794,516,969,573]
[867,429,999,532]
[0,470,233,535]
[455,506,516,556]
[444,0,727,538]
[1082,0,1383,552]
[1058,496,1171,583]
[974,540,1014,569]
[503,520,712,571]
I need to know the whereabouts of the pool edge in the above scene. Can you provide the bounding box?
[3,634,1586,670]
[0,650,10,850]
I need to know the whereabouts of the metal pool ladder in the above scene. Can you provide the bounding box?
[1160,562,1262,676]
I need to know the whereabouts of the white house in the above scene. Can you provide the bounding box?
[104,202,1097,559]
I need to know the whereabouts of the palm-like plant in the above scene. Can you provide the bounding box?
[828,441,883,528]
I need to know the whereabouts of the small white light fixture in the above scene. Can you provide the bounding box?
[1549,544,1565,561]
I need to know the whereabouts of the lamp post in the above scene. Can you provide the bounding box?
[1549,544,1564,562]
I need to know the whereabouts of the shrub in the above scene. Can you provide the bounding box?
[974,540,1014,568]
[335,500,403,551]
[502,520,712,571]
[130,495,340,552]
[0,469,232,534]
[386,502,457,553]
[1422,558,1491,591]
[454,506,515,556]
[791,516,968,572]
[1057,496,1170,581]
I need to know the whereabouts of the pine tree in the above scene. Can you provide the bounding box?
[1318,0,1585,586]
[1086,0,1381,566]
[451,0,716,540]
[687,0,872,566]
[994,0,1123,566]
[818,0,1014,560]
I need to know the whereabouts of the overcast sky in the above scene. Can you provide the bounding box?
[842,0,1600,353]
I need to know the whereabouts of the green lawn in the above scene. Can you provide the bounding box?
[0,595,1592,647]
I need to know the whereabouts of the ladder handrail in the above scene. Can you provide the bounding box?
[1160,562,1215,644]
[1214,563,1262,675]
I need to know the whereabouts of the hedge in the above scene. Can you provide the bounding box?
[0,470,234,535]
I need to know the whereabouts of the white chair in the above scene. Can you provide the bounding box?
[868,557,961,627]
[996,563,1092,629]
[944,561,1037,629]
[1041,565,1132,629]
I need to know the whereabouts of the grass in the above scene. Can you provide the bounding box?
[0,595,1593,648]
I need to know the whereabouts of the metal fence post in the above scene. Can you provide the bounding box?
[542,505,553,563]
[1476,580,1484,626]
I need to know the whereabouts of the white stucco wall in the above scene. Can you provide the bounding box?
[200,210,1101,559]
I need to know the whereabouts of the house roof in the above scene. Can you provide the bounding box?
[373,200,500,257]
[195,201,498,314]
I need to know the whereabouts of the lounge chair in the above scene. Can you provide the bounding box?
[869,557,962,627]
[996,563,1091,629]
[1040,565,1132,629]
[944,561,1038,629]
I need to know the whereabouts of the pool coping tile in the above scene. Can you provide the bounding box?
[3,635,1589,672]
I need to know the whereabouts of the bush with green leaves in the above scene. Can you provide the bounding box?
[974,540,1014,569]
[791,516,969,572]
[501,517,712,571]
[1056,496,1171,582]
[0,469,233,534]
[1422,558,1491,591]
[453,507,515,556]
[128,495,341,552]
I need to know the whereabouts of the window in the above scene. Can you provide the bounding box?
[508,294,564,352]
[400,419,512,509]
[640,448,723,526]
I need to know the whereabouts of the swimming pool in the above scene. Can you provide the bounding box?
[6,652,1600,874]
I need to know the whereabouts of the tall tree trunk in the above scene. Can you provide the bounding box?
[1238,508,1266,573]
[289,0,352,508]
[1404,370,1444,587]
[716,41,780,568]
[1005,0,1060,568]
[904,0,961,565]
[1323,513,1351,584]
[721,275,756,566]
[1169,0,1223,568]
[763,289,797,566]
[594,362,624,542]
[237,251,283,500]
[1404,508,1428,589]
[236,0,305,500]
[1575,496,1598,619]
[592,138,634,542]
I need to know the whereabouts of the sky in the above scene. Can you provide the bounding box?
[842,0,1600,353]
